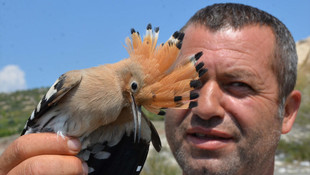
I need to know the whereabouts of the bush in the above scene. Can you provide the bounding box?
[277,137,310,162]
[141,147,181,175]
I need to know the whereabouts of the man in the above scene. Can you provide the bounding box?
[165,3,301,175]
[0,3,301,175]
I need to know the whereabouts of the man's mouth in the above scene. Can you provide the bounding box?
[186,127,234,150]
[191,133,231,140]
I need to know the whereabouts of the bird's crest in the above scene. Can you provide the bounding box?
[125,24,206,114]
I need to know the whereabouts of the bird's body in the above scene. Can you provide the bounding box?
[21,24,204,174]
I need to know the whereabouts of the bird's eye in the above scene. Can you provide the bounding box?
[131,81,138,92]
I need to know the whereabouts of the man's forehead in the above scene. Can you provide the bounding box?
[181,24,275,65]
[183,24,275,49]
[179,24,278,82]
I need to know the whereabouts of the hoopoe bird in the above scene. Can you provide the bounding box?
[21,24,206,175]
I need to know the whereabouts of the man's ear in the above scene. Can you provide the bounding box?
[281,90,301,134]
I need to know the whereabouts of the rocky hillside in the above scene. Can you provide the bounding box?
[0,88,48,137]
[294,37,310,127]
[297,37,310,68]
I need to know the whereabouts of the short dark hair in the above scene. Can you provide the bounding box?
[181,3,297,106]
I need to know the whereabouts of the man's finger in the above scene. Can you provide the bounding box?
[7,155,88,175]
[0,133,81,175]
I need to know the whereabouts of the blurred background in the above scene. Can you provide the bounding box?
[0,0,309,174]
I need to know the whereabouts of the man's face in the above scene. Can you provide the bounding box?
[165,24,282,175]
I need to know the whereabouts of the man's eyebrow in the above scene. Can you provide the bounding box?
[222,70,257,80]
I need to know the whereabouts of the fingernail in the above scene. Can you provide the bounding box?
[82,162,89,175]
[67,138,81,152]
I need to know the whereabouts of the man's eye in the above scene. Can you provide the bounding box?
[231,82,250,88]
[225,82,254,97]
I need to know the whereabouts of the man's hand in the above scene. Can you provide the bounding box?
[0,133,88,175]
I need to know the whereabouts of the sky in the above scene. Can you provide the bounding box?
[0,0,310,93]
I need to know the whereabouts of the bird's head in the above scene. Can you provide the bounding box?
[115,59,146,142]
[122,24,205,142]
[117,60,145,101]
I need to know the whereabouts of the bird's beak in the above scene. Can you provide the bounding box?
[130,93,141,143]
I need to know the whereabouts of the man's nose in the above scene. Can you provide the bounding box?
[192,80,225,120]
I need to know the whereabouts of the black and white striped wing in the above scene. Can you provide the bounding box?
[84,132,150,175]
[77,115,161,175]
[21,70,82,135]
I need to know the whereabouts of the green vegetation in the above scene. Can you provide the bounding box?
[141,147,182,175]
[274,62,310,162]
[295,63,310,126]
[277,137,310,162]
[0,88,48,137]
[142,107,165,121]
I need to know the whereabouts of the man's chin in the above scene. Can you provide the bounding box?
[174,146,241,175]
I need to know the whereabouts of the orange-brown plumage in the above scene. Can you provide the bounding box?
[126,24,201,114]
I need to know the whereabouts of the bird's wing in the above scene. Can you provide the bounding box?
[21,70,82,135]
[83,132,150,175]
[78,113,159,175]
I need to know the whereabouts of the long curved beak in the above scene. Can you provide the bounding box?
[130,93,141,143]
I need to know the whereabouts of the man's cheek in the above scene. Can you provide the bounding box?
[165,109,189,125]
